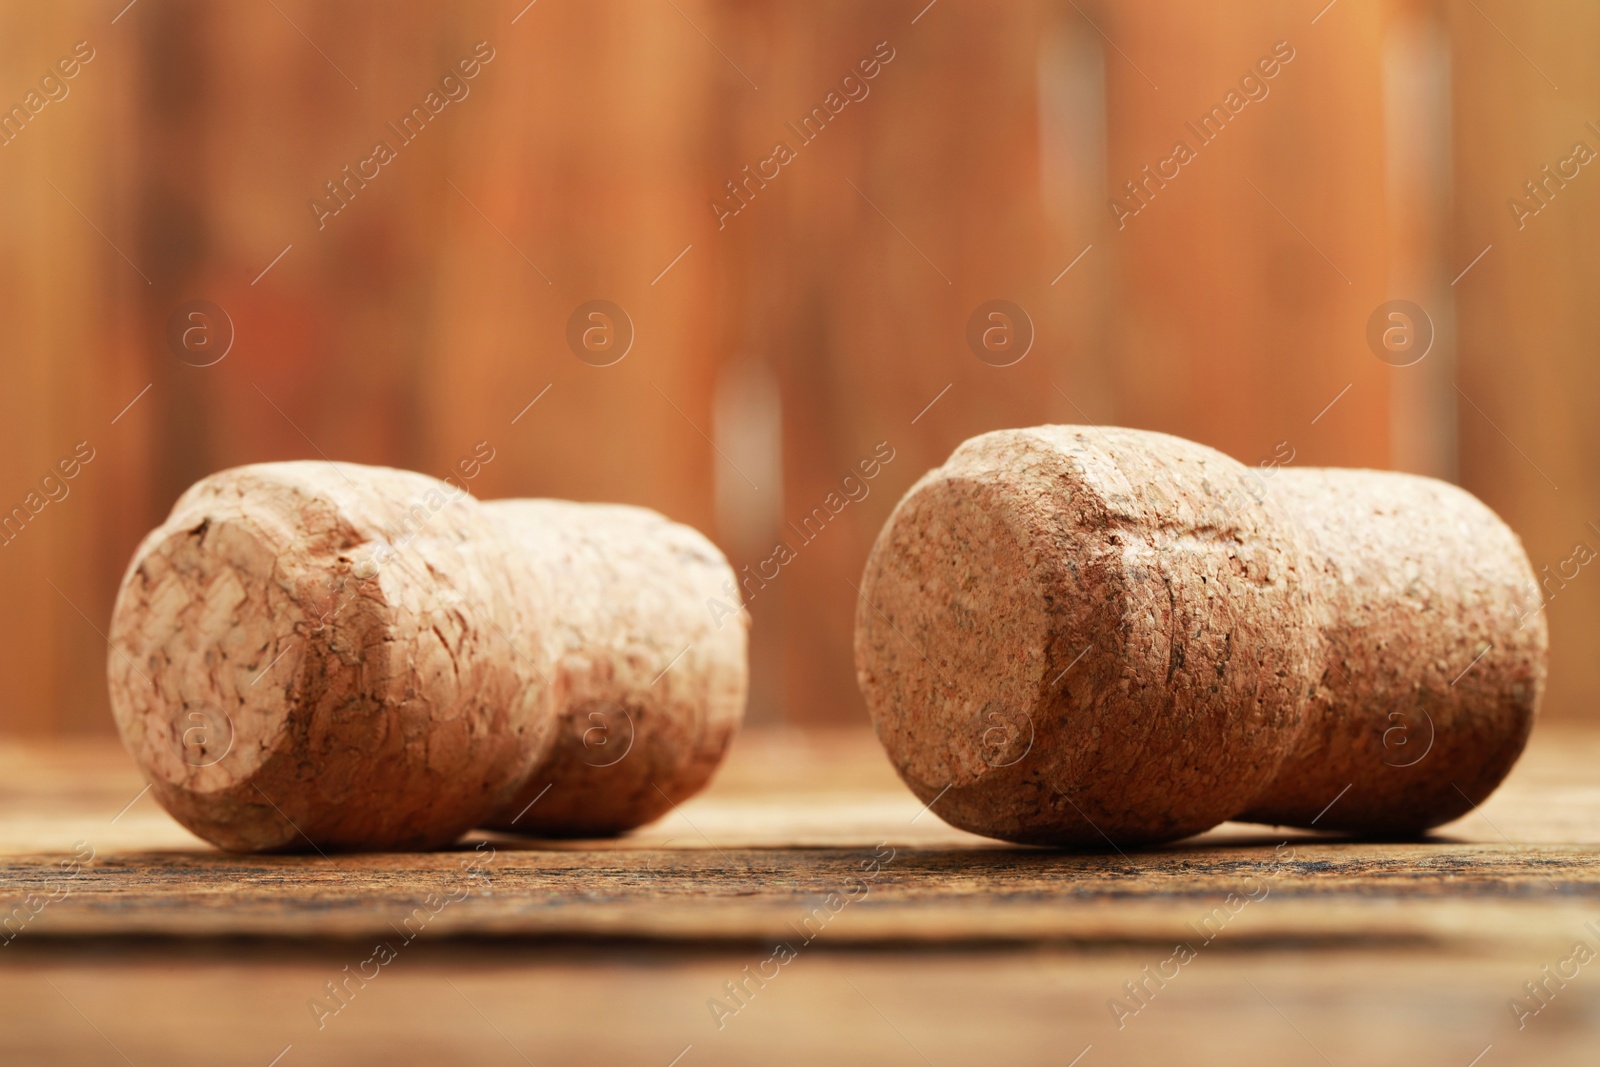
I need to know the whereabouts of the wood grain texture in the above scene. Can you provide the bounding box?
[3,725,1600,1063]
[1098,0,1393,466]
[0,5,137,738]
[4,941,1598,1067]
[1450,0,1600,725]
[3,0,1594,742]
[3,726,1598,942]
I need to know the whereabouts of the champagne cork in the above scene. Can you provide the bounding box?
[854,426,1546,847]
[107,462,746,852]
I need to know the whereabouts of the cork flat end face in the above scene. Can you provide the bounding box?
[857,430,1115,844]
[107,506,322,851]
[859,469,1054,797]
[109,512,304,800]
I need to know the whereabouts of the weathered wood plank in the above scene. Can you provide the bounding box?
[2,727,1598,1063]
[3,840,1599,947]
[3,727,1598,947]
[3,938,1596,1066]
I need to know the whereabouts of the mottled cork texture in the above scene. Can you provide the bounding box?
[854,426,1547,847]
[480,500,748,837]
[107,462,747,852]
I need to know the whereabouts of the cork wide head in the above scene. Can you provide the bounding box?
[107,462,555,852]
[855,426,1324,847]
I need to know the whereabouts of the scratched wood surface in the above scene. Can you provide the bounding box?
[3,726,1600,1065]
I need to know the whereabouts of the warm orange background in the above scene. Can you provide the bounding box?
[1,0,1594,735]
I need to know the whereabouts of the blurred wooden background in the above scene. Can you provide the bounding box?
[0,0,1593,735]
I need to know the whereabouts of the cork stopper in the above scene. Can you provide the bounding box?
[854,426,1546,847]
[107,461,747,852]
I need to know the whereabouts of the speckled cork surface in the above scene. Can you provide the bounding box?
[482,500,747,836]
[854,426,1547,847]
[106,462,746,852]
[1242,468,1546,831]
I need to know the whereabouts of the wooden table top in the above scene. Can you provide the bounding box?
[3,725,1598,1066]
